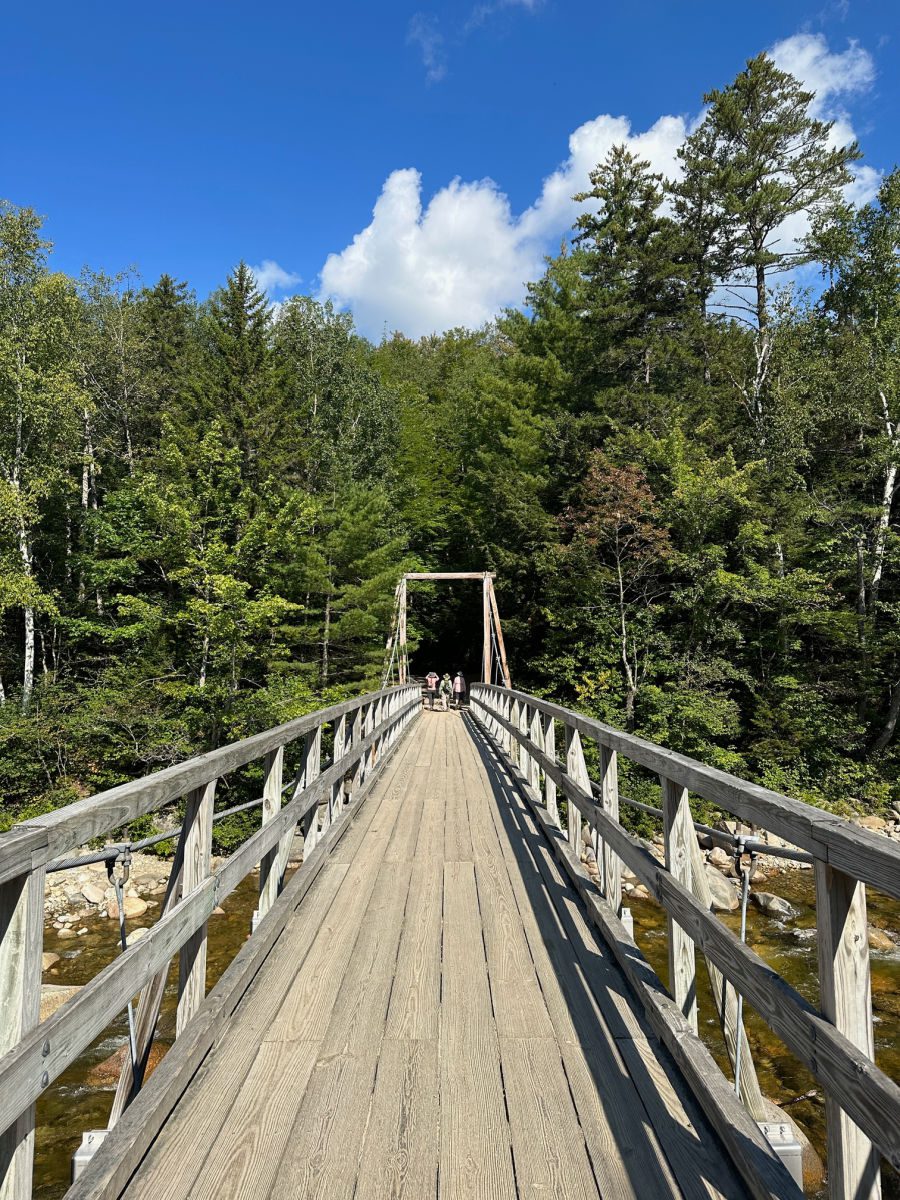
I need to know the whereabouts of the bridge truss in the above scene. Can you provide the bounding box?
[382,571,512,689]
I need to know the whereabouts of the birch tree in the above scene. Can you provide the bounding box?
[0,203,80,709]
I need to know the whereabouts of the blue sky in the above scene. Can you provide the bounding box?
[2,0,898,338]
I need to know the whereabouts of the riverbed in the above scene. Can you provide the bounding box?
[33,868,900,1199]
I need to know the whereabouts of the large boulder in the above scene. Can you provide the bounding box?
[856,814,886,832]
[708,846,731,871]
[81,882,105,906]
[85,1041,168,1086]
[868,926,895,952]
[40,984,81,1020]
[704,865,739,912]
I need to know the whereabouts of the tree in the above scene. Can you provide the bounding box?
[560,450,672,729]
[573,145,687,393]
[693,52,861,423]
[812,171,900,745]
[206,262,276,481]
[0,203,81,709]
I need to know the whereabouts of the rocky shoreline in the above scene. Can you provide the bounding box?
[578,811,900,953]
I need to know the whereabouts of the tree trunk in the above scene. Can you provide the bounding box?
[871,391,898,612]
[18,515,35,713]
[872,679,900,753]
[198,635,209,688]
[856,535,869,724]
[321,591,331,688]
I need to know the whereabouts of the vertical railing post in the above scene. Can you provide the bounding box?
[177,779,216,1035]
[528,708,542,794]
[0,863,45,1200]
[518,702,530,778]
[331,715,347,824]
[542,714,558,826]
[367,698,381,774]
[298,725,323,855]
[258,746,285,923]
[816,863,882,1200]
[564,725,589,859]
[349,705,364,801]
[661,777,698,1031]
[599,746,621,916]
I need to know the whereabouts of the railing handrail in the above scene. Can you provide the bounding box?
[0,685,410,877]
[472,684,900,902]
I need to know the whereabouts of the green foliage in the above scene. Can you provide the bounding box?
[1,48,899,848]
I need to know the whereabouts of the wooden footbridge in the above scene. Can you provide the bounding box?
[2,621,900,1198]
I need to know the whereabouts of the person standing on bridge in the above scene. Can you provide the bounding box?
[425,669,439,709]
[453,671,467,709]
[439,673,453,710]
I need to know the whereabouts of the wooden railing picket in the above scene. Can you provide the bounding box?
[528,708,542,794]
[599,745,621,915]
[0,864,45,1200]
[348,706,364,801]
[367,699,380,775]
[109,845,186,1126]
[331,715,347,825]
[816,863,882,1200]
[258,747,285,923]
[177,780,216,1034]
[564,726,589,860]
[661,777,698,1032]
[542,714,558,826]
[299,726,323,856]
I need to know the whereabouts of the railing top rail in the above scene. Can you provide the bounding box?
[471,683,900,901]
[0,685,408,875]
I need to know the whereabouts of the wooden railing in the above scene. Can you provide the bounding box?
[470,683,900,1200]
[0,684,420,1200]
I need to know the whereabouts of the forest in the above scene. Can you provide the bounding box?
[2,52,900,834]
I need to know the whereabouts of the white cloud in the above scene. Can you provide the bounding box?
[407,13,446,84]
[250,259,301,294]
[321,34,879,339]
[769,32,875,111]
[465,0,541,33]
[320,169,541,339]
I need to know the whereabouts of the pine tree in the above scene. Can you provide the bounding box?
[206,262,275,480]
[697,52,861,333]
[573,145,687,393]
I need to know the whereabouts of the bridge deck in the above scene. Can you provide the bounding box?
[120,713,750,1200]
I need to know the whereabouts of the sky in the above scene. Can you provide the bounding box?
[2,0,898,340]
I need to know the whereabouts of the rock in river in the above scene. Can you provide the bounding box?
[81,882,105,906]
[868,926,895,952]
[40,984,81,1021]
[751,891,795,919]
[704,865,739,912]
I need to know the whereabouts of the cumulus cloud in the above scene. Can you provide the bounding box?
[321,33,879,339]
[250,259,301,294]
[407,13,446,83]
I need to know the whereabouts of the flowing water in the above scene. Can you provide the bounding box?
[33,867,900,1198]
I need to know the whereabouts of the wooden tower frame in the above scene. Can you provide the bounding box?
[383,572,511,688]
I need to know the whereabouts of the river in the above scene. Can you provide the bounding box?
[33,868,900,1199]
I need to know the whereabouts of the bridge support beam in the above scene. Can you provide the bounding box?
[0,865,44,1200]
[661,779,698,1033]
[816,863,882,1200]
